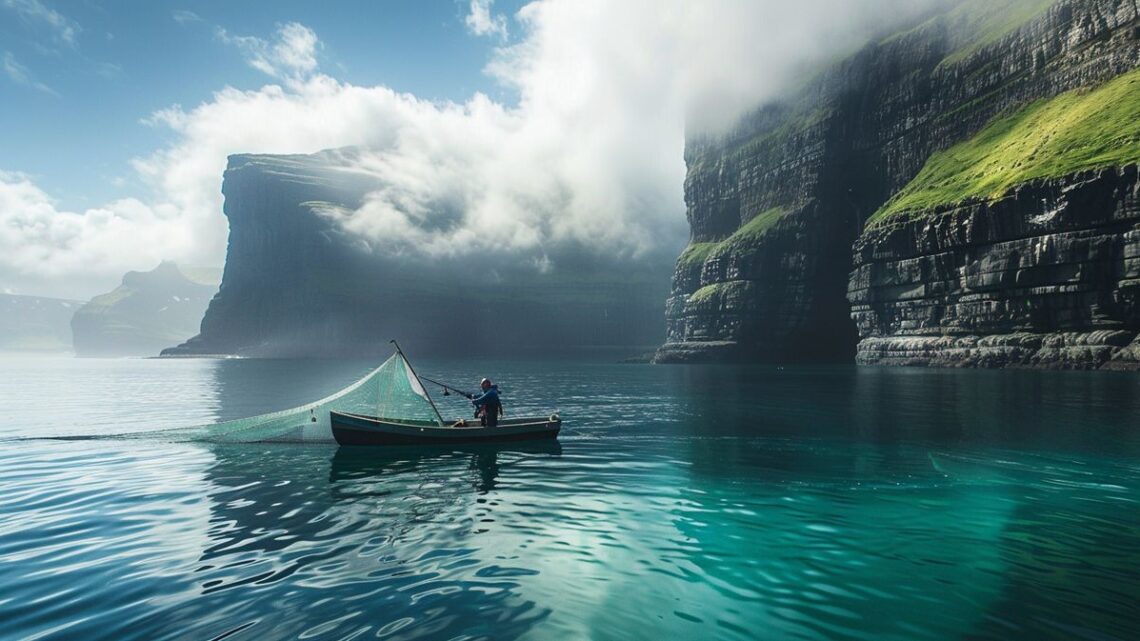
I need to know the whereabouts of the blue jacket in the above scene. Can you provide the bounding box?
[471,385,500,409]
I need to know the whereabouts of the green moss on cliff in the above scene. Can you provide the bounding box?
[870,68,1140,225]
[688,104,832,176]
[732,109,830,163]
[677,242,718,270]
[881,0,1056,67]
[939,0,1056,67]
[709,207,788,260]
[687,280,753,306]
[687,283,719,305]
[676,207,788,277]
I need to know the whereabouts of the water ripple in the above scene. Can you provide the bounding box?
[2,359,1139,640]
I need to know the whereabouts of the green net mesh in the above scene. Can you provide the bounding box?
[375,352,443,424]
[134,352,442,443]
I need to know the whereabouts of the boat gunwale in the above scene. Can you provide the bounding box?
[331,410,560,432]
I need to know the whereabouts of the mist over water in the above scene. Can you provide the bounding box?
[1,357,1138,640]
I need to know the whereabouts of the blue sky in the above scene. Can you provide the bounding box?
[1,0,523,210]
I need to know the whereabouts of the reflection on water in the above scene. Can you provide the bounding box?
[328,441,563,492]
[150,442,564,641]
[0,358,1138,640]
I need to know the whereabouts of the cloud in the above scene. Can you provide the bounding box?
[465,0,508,39]
[2,0,79,45]
[215,22,320,83]
[130,66,688,269]
[172,9,202,24]
[0,171,191,297]
[2,51,57,94]
[5,0,942,298]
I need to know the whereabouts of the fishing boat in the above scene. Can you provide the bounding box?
[330,412,561,446]
[331,341,562,446]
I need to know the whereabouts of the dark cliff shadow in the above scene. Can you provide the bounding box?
[848,366,1140,455]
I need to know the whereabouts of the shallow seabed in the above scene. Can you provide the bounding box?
[1,356,1138,641]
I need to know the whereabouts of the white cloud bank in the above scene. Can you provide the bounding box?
[1,0,937,298]
[0,170,192,297]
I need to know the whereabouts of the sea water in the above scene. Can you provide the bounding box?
[1,356,1138,641]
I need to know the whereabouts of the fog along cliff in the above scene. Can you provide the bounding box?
[658,0,1140,368]
[164,150,668,358]
[0,294,80,354]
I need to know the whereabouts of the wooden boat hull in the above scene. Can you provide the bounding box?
[330,411,561,446]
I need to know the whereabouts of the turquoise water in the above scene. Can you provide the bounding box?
[1,357,1138,641]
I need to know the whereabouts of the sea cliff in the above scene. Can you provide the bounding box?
[658,0,1140,367]
[72,262,219,357]
[163,151,668,357]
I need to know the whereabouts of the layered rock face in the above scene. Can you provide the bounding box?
[72,262,220,357]
[658,0,1140,366]
[164,151,668,358]
[851,167,1140,368]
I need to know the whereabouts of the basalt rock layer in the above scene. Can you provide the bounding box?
[850,167,1140,369]
[163,151,668,358]
[657,0,1140,367]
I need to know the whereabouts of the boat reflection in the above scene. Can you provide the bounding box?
[181,440,560,640]
[329,440,563,494]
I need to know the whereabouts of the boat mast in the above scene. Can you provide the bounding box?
[390,340,445,426]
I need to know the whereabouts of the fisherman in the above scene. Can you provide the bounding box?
[469,378,502,427]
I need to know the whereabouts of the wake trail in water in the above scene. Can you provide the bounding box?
[2,361,391,445]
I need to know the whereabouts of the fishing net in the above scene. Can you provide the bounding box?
[375,353,444,424]
[132,352,442,443]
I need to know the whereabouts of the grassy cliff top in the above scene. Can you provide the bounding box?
[677,242,719,270]
[709,207,788,260]
[938,0,1056,66]
[678,207,788,271]
[869,67,1140,226]
[881,0,1057,67]
[689,0,1060,177]
[687,280,755,306]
